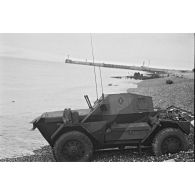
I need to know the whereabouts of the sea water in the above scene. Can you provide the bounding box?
[0,57,142,158]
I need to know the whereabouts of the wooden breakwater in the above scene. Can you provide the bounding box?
[65,59,168,73]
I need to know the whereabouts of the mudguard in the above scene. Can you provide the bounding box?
[175,121,191,134]
[141,119,191,144]
[50,121,107,146]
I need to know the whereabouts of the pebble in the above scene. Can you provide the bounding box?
[164,159,175,162]
[0,146,194,162]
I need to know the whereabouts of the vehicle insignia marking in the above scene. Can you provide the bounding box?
[118,97,124,105]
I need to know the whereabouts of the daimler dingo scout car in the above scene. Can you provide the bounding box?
[31,93,190,162]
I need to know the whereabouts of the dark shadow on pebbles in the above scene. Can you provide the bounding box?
[0,145,194,162]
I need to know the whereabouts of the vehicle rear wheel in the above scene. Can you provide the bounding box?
[53,131,93,162]
[152,128,188,156]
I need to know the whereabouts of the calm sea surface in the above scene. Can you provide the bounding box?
[0,57,142,158]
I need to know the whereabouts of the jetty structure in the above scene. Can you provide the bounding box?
[65,59,168,73]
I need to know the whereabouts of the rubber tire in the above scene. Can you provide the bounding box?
[152,128,188,156]
[53,131,93,162]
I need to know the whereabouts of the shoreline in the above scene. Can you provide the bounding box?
[0,72,194,162]
[127,74,194,113]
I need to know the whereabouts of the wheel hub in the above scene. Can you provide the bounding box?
[162,136,181,154]
[62,140,85,161]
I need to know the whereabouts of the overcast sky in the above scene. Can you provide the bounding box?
[0,33,194,70]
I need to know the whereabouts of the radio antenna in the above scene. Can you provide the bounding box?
[90,33,98,100]
[90,34,104,98]
[98,61,104,96]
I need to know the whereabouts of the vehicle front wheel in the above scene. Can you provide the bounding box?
[152,128,188,156]
[53,131,93,162]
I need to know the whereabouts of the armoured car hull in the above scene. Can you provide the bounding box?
[32,93,190,161]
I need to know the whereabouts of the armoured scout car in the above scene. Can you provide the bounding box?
[31,93,190,161]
